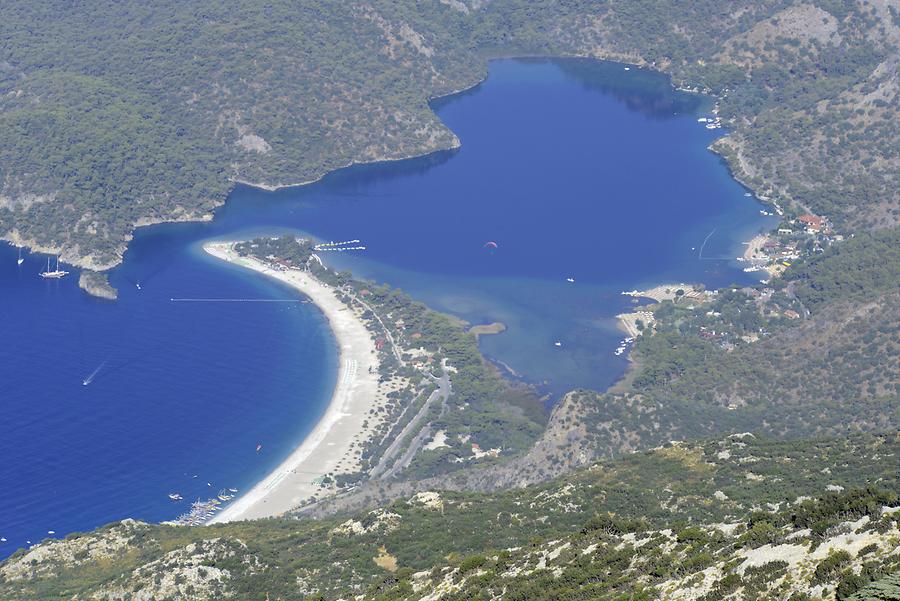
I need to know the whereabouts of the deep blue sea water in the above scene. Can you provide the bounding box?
[0,58,775,555]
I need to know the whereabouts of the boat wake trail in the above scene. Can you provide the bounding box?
[82,360,108,386]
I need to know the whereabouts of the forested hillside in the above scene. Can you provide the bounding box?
[1,433,897,600]
[523,226,900,479]
[281,226,898,518]
[2,3,898,598]
[1,0,897,271]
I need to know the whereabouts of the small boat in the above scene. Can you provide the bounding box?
[47,530,55,535]
[256,443,263,453]
[554,341,562,347]
[624,67,631,71]
[229,488,238,493]
[566,277,575,283]
[135,282,142,290]
[17,247,24,265]
[168,493,183,501]
[0,537,6,542]
[82,360,107,386]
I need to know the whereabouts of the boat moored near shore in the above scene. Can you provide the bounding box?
[39,256,69,279]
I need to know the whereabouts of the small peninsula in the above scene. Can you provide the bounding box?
[200,236,543,523]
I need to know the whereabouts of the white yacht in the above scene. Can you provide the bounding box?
[39,256,69,279]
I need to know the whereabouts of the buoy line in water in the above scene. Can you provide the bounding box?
[314,239,366,252]
[169,298,304,302]
[697,227,717,259]
[696,227,734,261]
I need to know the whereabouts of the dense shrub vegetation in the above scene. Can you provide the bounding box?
[779,228,900,310]
[1,434,896,599]
[1,0,897,268]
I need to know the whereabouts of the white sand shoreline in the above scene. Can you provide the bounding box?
[204,242,379,523]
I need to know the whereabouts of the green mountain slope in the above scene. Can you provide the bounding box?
[297,227,898,511]
[1,433,897,600]
[2,4,898,599]
[1,0,897,271]
[542,227,900,471]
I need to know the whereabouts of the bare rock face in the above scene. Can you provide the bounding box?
[0,520,145,582]
[235,134,272,154]
[85,538,260,600]
[79,271,118,300]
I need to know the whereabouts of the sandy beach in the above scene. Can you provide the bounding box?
[616,310,655,338]
[204,242,379,523]
[621,283,697,303]
[742,234,770,262]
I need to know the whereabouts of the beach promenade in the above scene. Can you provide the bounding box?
[204,242,379,522]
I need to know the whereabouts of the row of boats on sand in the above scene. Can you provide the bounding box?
[167,444,262,524]
[167,489,239,526]
[2,490,237,542]
[615,337,634,356]
[697,116,723,130]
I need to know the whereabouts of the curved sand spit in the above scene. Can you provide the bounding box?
[204,242,378,523]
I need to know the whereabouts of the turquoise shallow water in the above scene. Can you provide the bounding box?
[210,58,776,392]
[0,58,774,555]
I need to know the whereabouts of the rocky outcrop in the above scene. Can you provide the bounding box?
[79,271,118,300]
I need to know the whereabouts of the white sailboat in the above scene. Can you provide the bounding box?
[40,255,69,279]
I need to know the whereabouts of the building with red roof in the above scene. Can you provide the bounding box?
[796,214,825,231]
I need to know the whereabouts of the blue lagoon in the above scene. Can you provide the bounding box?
[0,58,774,554]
